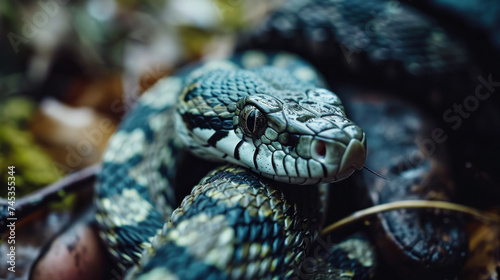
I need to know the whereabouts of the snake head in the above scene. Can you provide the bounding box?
[177,65,366,185]
[231,91,366,184]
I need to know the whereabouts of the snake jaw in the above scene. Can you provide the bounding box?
[337,137,367,179]
[307,132,366,183]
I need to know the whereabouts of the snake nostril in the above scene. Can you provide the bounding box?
[315,140,327,158]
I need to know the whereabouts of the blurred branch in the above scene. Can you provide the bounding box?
[0,164,100,233]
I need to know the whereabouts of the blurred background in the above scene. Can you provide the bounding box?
[0,0,283,190]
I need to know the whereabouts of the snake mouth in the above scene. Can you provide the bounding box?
[310,135,367,182]
[257,135,366,185]
[336,138,367,179]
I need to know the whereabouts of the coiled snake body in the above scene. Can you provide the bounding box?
[96,52,366,278]
[96,0,500,279]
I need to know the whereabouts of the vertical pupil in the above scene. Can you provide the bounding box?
[247,110,256,133]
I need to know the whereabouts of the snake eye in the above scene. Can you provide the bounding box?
[240,105,267,137]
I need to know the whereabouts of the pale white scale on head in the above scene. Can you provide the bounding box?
[174,113,225,160]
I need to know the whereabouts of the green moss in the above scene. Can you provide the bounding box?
[0,97,63,198]
[49,192,77,211]
[0,96,35,124]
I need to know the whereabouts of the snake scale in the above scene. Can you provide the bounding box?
[95,0,500,279]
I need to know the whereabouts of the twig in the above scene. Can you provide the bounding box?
[321,200,500,236]
[0,164,100,223]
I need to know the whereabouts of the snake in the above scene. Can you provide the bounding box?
[95,0,500,279]
[96,51,367,279]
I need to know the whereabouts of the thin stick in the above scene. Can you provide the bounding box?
[321,200,500,236]
[0,164,100,220]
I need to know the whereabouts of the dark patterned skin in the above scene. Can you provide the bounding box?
[95,0,500,279]
[127,166,324,279]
